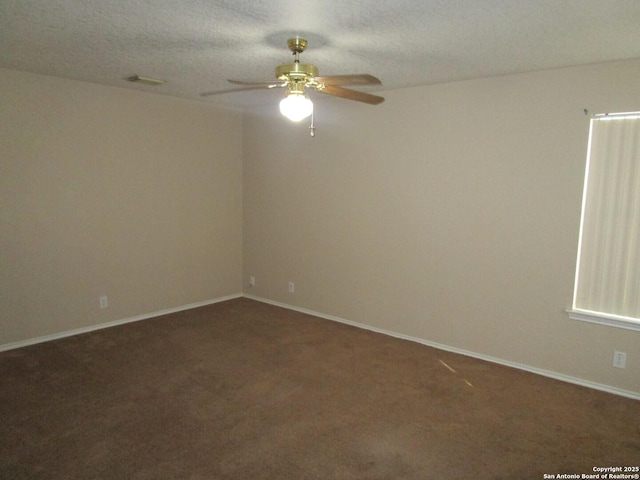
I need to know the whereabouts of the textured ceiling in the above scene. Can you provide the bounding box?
[2,0,640,110]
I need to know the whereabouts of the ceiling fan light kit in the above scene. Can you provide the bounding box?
[279,92,313,122]
[200,37,384,135]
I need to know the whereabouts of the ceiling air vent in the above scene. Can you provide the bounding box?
[126,75,165,86]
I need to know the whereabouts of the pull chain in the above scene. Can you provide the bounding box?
[309,111,316,137]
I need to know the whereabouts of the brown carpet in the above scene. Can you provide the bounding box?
[1,297,638,479]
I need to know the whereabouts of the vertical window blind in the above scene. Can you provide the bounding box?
[572,113,640,326]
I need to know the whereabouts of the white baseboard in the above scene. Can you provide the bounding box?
[0,293,243,353]
[4,292,638,401]
[244,294,640,401]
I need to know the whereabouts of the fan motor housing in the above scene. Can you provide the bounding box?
[275,62,319,81]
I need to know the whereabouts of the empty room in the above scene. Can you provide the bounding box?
[1,1,639,478]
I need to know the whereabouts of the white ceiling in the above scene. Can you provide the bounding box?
[2,0,640,110]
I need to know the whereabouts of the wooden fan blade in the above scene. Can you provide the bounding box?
[199,82,285,97]
[200,86,272,97]
[228,79,284,87]
[315,74,381,86]
[318,85,385,105]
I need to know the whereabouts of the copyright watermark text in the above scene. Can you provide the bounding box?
[542,467,640,479]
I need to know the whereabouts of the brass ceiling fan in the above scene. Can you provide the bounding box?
[200,37,384,127]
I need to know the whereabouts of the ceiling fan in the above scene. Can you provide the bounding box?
[200,37,384,126]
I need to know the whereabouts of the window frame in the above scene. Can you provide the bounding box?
[567,111,640,332]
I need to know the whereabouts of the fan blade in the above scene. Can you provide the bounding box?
[228,79,284,87]
[315,74,381,86]
[200,86,267,97]
[199,82,285,97]
[317,85,385,105]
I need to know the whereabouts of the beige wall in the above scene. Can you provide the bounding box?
[1,68,243,344]
[2,59,639,396]
[243,59,640,395]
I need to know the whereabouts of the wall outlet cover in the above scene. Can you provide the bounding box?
[613,351,627,369]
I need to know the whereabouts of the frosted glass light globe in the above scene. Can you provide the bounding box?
[279,94,313,122]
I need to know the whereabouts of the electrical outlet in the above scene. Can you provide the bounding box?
[99,295,108,309]
[249,276,256,287]
[613,351,627,369]
[288,282,295,294]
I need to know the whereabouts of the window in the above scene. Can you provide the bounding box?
[569,112,640,331]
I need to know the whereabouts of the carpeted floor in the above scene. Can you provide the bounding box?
[1,297,639,479]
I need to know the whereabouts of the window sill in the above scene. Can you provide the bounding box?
[567,309,640,332]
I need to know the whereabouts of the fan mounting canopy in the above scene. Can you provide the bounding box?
[287,37,308,54]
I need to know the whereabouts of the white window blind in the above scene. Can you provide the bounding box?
[571,112,640,330]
